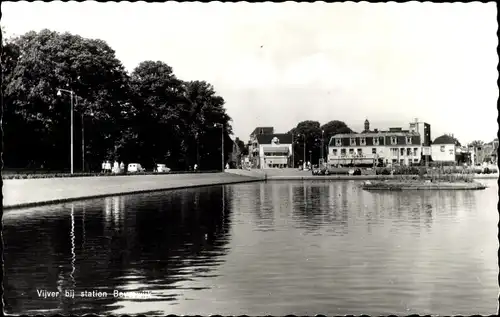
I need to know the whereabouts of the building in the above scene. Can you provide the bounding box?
[248,127,274,168]
[256,134,293,168]
[327,119,423,167]
[229,138,241,168]
[474,138,499,165]
[430,134,461,163]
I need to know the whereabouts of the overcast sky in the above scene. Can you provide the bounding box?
[2,1,498,144]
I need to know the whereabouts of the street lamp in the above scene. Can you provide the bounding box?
[297,133,306,168]
[56,88,75,174]
[321,130,325,163]
[81,110,94,172]
[214,123,224,171]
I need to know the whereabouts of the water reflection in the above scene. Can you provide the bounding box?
[3,180,498,315]
[4,186,232,315]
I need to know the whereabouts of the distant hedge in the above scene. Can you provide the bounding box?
[2,170,220,180]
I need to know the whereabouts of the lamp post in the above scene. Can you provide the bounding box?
[321,130,325,163]
[214,123,224,171]
[56,88,75,174]
[80,107,94,172]
[195,132,200,168]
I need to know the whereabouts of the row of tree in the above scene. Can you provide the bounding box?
[2,29,234,171]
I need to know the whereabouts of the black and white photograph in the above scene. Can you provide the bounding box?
[2,1,498,315]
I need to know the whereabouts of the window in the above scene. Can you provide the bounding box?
[360,137,366,145]
[373,137,379,145]
[413,159,419,163]
[372,148,377,154]
[449,149,454,155]
[406,136,412,144]
[391,148,398,156]
[391,136,398,145]
[440,146,445,152]
[350,138,356,146]
[392,159,397,164]
[349,149,354,155]
[332,149,338,156]
[400,148,405,156]
[358,149,363,156]
[400,159,404,165]
[340,148,346,156]
[335,138,341,146]
[407,148,411,156]
[413,148,418,156]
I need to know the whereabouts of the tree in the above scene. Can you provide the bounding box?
[182,80,233,170]
[119,60,187,169]
[470,140,484,150]
[288,120,323,164]
[3,29,131,170]
[321,120,354,144]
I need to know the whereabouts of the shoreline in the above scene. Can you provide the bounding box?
[2,172,263,210]
[3,171,497,210]
[266,174,498,181]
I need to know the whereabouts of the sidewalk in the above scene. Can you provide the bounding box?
[3,172,261,209]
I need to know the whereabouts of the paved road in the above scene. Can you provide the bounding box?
[3,172,260,209]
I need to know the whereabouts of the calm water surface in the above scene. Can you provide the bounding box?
[3,180,499,315]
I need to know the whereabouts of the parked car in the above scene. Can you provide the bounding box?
[155,164,171,173]
[127,163,145,173]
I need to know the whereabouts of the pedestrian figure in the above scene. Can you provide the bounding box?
[104,160,111,173]
[120,161,125,172]
[112,161,119,174]
[101,161,106,173]
[194,163,198,172]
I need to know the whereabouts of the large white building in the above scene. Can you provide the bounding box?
[327,120,425,167]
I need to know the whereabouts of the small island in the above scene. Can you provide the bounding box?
[361,168,488,191]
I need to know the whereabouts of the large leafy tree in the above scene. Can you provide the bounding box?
[118,60,187,169]
[288,120,322,164]
[321,120,354,145]
[182,80,233,170]
[3,29,130,170]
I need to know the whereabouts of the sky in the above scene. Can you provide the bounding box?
[2,1,498,144]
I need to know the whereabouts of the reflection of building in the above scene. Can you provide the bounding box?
[431,134,461,163]
[327,119,422,166]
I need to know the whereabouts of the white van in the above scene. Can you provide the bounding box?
[155,164,171,173]
[127,163,144,173]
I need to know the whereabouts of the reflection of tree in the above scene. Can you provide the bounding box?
[3,186,233,315]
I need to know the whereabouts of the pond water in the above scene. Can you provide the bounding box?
[3,179,498,315]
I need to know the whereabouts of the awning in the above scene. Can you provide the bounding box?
[262,147,289,153]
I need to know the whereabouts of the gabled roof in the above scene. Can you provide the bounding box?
[433,134,461,146]
[256,133,293,145]
[250,127,274,137]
